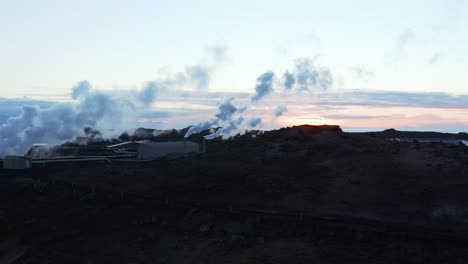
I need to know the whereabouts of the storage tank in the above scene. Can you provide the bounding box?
[137,141,199,160]
[3,156,32,169]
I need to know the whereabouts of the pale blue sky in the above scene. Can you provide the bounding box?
[1,0,467,98]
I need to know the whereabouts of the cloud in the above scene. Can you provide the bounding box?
[135,81,165,107]
[323,114,390,120]
[255,57,334,98]
[282,71,295,89]
[349,66,375,80]
[184,64,211,89]
[294,57,333,90]
[215,97,238,121]
[428,52,441,64]
[71,80,91,99]
[248,117,262,127]
[313,90,468,109]
[397,28,414,48]
[394,28,414,62]
[206,44,229,64]
[251,71,275,102]
[146,43,229,92]
[274,105,288,117]
[0,98,55,125]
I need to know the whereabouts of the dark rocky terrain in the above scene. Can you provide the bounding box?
[1,125,468,263]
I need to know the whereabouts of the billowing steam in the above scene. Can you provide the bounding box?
[185,56,334,139]
[205,116,244,139]
[0,46,227,156]
[136,81,165,107]
[0,81,139,156]
[0,50,333,155]
[184,97,246,138]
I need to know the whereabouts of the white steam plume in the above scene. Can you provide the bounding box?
[0,46,227,156]
[184,56,334,139]
[184,97,246,138]
[0,81,139,156]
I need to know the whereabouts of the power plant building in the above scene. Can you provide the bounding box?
[107,140,201,160]
[3,155,32,169]
[137,141,199,160]
[0,140,201,170]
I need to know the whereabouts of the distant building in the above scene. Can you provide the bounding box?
[3,155,32,169]
[137,141,199,160]
[106,141,148,152]
[107,140,201,160]
[391,138,468,146]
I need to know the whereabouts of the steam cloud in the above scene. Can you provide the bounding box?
[283,71,296,89]
[0,46,227,157]
[205,116,244,139]
[252,71,275,102]
[0,50,333,154]
[248,117,262,128]
[294,58,333,90]
[172,64,211,90]
[0,81,140,156]
[185,56,334,139]
[136,81,165,107]
[274,105,288,117]
[184,97,246,138]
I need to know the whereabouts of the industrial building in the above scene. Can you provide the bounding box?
[106,140,201,159]
[2,140,202,170]
[136,141,200,159]
[391,138,468,146]
[3,155,32,170]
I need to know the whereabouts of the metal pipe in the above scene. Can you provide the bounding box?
[32,158,112,164]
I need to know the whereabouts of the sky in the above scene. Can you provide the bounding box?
[1,0,468,142]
